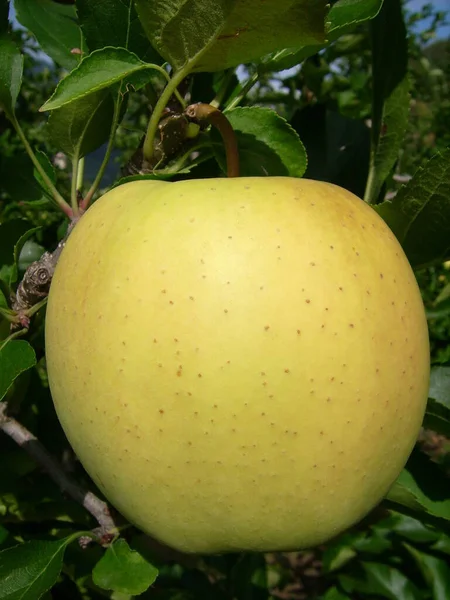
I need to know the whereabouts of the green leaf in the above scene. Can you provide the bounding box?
[0,536,79,600]
[321,588,351,600]
[434,281,450,306]
[323,543,357,573]
[230,553,268,600]
[77,0,160,63]
[386,447,450,525]
[135,0,326,73]
[0,220,33,269]
[339,561,421,600]
[214,107,307,177]
[92,539,158,595]
[403,544,450,600]
[0,525,8,546]
[365,0,409,203]
[327,0,384,37]
[429,366,450,406]
[0,340,36,401]
[14,0,83,71]
[9,227,41,286]
[0,0,9,35]
[0,155,49,205]
[423,367,450,437]
[40,47,156,112]
[47,89,115,159]
[0,36,23,120]
[392,514,440,544]
[33,151,56,197]
[18,241,46,273]
[375,148,450,269]
[259,0,383,73]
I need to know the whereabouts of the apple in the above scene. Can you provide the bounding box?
[45,177,430,554]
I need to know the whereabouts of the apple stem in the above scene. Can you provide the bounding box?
[184,103,240,177]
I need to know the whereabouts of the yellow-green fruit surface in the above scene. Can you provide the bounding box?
[45,178,430,554]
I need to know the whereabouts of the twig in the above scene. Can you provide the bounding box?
[0,402,118,542]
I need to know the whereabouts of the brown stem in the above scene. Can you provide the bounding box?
[184,103,240,177]
[0,402,117,539]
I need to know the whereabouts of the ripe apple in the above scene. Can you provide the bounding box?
[45,177,429,554]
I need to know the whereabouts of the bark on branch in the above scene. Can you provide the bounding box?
[0,401,118,543]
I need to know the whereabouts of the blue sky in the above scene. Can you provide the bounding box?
[406,0,450,38]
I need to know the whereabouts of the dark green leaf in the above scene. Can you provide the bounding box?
[431,535,450,556]
[18,241,46,273]
[0,155,48,205]
[423,367,450,437]
[47,89,115,159]
[0,340,36,401]
[434,281,450,305]
[392,514,440,544]
[9,227,40,286]
[426,298,450,321]
[323,544,357,573]
[77,0,160,63]
[386,447,450,524]
[0,536,78,600]
[14,0,83,71]
[0,220,33,269]
[214,107,307,177]
[327,0,384,37]
[0,525,8,546]
[290,105,370,198]
[259,0,383,73]
[40,47,156,112]
[352,531,392,554]
[365,0,409,203]
[320,588,351,600]
[92,539,158,595]
[375,148,450,269]
[0,0,8,35]
[0,36,23,120]
[0,287,7,310]
[230,553,268,600]
[403,544,450,600]
[135,0,326,73]
[339,562,421,600]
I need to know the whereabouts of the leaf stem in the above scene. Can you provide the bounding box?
[76,156,85,192]
[0,328,27,351]
[142,67,190,161]
[71,152,81,217]
[81,87,124,211]
[225,72,259,110]
[11,117,73,218]
[210,68,236,108]
[0,307,19,325]
[162,142,212,174]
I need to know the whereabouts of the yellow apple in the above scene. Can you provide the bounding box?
[45,177,429,554]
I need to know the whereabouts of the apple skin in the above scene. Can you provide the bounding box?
[45,177,429,554]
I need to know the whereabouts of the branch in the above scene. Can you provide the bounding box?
[0,402,118,543]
